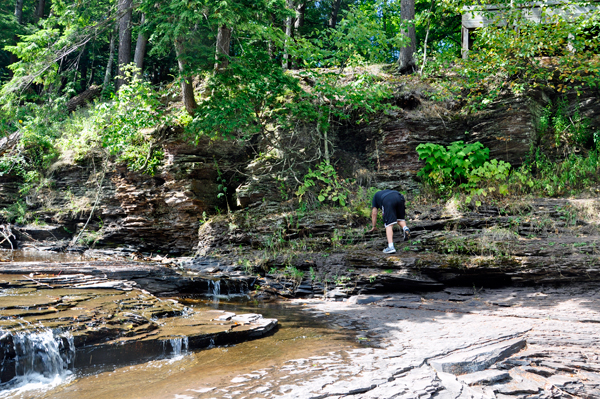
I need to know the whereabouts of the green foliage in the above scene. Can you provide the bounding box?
[416,141,489,191]
[538,98,599,154]
[416,141,524,204]
[188,49,301,140]
[296,3,408,67]
[462,159,512,205]
[511,150,600,197]
[449,4,600,110]
[296,161,350,207]
[1,200,28,224]
[505,97,600,197]
[349,186,379,218]
[89,67,171,174]
[284,265,304,283]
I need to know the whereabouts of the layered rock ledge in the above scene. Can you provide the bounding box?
[0,272,277,384]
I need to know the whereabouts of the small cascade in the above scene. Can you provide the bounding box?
[208,279,221,303]
[0,329,74,393]
[163,337,189,357]
[209,279,221,296]
[206,278,250,300]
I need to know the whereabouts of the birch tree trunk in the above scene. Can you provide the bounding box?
[102,22,117,94]
[133,13,148,79]
[295,1,306,32]
[214,25,232,71]
[397,0,416,74]
[282,0,295,70]
[175,39,198,116]
[117,0,133,91]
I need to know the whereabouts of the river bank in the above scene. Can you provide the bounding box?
[1,246,600,398]
[187,284,600,399]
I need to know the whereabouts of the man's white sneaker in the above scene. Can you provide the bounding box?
[383,247,396,254]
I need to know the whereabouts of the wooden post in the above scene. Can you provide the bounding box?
[462,26,470,59]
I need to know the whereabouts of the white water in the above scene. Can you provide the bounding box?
[0,329,74,397]
[207,279,250,303]
[162,337,189,360]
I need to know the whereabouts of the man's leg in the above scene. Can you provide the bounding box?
[396,197,410,241]
[386,224,394,244]
[382,223,397,254]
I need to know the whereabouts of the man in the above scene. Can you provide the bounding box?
[369,189,411,254]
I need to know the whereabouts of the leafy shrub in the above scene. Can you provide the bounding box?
[462,159,512,205]
[416,141,527,204]
[416,141,490,192]
[1,200,28,224]
[296,161,350,207]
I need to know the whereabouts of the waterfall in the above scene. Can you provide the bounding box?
[209,280,221,297]
[0,329,74,394]
[163,337,189,357]
[208,279,221,303]
[207,278,250,301]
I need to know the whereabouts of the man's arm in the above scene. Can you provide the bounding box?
[369,207,378,232]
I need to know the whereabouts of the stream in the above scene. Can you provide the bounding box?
[0,251,359,399]
[28,300,358,399]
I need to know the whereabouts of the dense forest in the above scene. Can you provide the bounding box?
[0,0,600,225]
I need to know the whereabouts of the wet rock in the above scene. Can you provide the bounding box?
[0,274,277,383]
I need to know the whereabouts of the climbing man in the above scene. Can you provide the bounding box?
[369,189,411,254]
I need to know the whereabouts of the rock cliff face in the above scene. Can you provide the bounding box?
[8,135,246,254]
[3,88,600,254]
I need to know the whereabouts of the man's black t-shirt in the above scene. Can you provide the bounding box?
[371,189,396,209]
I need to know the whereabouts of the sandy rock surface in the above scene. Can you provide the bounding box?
[192,284,600,399]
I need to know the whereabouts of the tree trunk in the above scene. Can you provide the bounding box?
[9,0,24,67]
[295,2,306,32]
[174,39,198,116]
[117,0,133,91]
[67,85,102,112]
[102,23,117,95]
[35,0,46,22]
[134,13,148,79]
[397,0,416,74]
[282,0,295,70]
[214,25,232,71]
[14,0,23,24]
[294,2,306,68]
[328,0,342,29]
[268,13,275,60]
[420,0,435,75]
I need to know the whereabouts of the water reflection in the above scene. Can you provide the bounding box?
[14,298,356,399]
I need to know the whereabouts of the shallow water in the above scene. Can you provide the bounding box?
[4,297,357,399]
[0,249,92,263]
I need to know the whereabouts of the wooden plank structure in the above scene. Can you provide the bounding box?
[461,1,600,58]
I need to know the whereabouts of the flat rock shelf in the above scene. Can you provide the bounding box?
[0,272,277,384]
